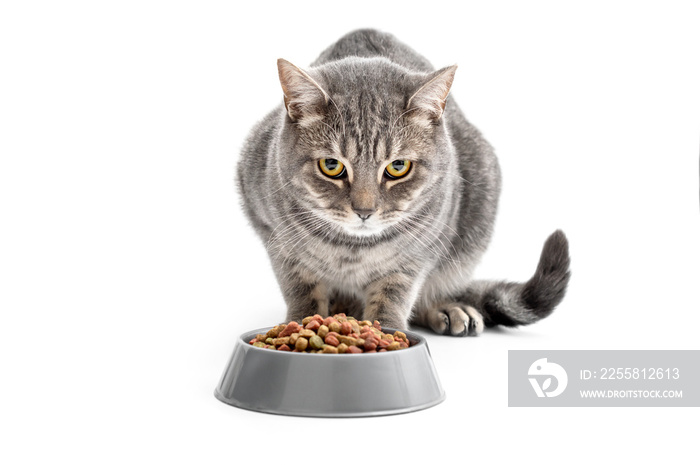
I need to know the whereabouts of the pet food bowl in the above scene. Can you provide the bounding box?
[214,326,445,417]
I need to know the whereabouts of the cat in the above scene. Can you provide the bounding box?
[236,29,570,335]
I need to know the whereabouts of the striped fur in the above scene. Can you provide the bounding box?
[237,29,570,334]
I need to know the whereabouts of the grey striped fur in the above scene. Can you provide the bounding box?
[236,29,570,334]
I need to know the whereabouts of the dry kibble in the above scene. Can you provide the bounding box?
[266,325,282,338]
[394,331,408,343]
[337,335,358,346]
[364,338,377,351]
[340,322,353,335]
[317,324,329,339]
[309,335,324,350]
[295,337,309,351]
[248,314,412,354]
[328,321,341,333]
[386,341,401,351]
[278,322,300,338]
[299,329,315,338]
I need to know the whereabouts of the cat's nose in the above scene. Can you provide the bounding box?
[353,208,375,221]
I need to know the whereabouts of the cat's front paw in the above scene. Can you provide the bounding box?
[375,316,408,332]
[426,304,484,337]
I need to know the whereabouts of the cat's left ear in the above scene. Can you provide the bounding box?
[406,65,458,122]
[277,58,329,123]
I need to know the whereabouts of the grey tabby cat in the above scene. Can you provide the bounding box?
[237,29,570,335]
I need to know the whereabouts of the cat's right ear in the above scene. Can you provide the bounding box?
[277,59,329,123]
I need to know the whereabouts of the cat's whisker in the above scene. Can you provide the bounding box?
[267,222,326,259]
[273,231,314,266]
[401,230,456,279]
[267,216,329,257]
[267,210,316,225]
[409,211,460,237]
[397,220,449,262]
[446,171,476,187]
[394,223,434,259]
[408,215,464,270]
[411,225,455,264]
[257,179,296,201]
[277,219,330,267]
[265,212,317,249]
[406,208,459,232]
[400,218,463,278]
[408,211,465,250]
[267,215,323,250]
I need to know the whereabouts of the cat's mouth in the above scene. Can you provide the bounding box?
[340,214,399,238]
[349,222,382,237]
[321,210,396,238]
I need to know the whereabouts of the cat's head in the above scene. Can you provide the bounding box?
[275,57,458,238]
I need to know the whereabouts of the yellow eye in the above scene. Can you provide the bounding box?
[384,160,412,179]
[319,158,346,178]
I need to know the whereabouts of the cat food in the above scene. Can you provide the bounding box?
[247,313,411,354]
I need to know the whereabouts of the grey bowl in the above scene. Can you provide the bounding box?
[214,326,445,417]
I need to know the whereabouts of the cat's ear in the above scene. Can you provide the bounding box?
[406,65,458,122]
[277,58,329,123]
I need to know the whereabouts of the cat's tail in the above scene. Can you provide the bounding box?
[467,230,571,327]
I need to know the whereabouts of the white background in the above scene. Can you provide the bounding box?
[2,1,699,463]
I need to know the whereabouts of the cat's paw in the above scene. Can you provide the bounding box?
[372,315,408,332]
[426,304,484,337]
